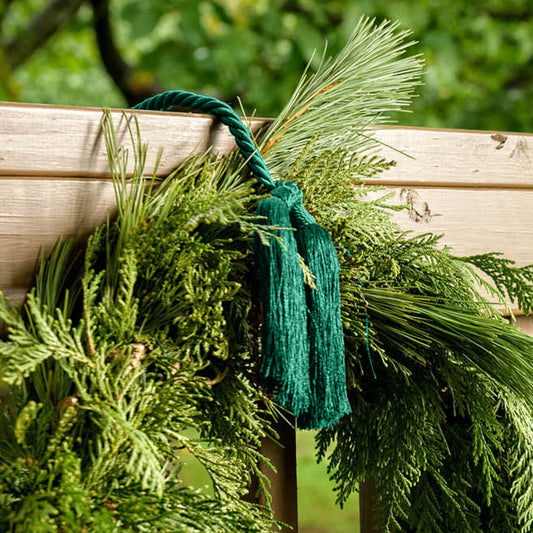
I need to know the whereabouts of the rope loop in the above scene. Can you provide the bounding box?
[133,90,275,190]
[134,90,317,227]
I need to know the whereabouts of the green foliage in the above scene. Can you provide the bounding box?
[266,134,533,532]
[0,112,277,532]
[1,2,122,106]
[304,151,533,530]
[262,17,423,178]
[294,149,533,531]
[2,14,533,533]
[459,252,533,314]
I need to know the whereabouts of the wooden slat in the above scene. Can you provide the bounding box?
[514,315,533,335]
[372,127,533,188]
[0,102,265,178]
[0,179,117,306]
[243,417,298,532]
[4,184,532,311]
[2,104,533,189]
[260,417,298,532]
[379,187,533,266]
[359,479,380,533]
[370,187,533,315]
[366,186,533,314]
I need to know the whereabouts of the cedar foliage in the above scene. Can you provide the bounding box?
[0,118,278,532]
[299,152,533,532]
[2,16,533,533]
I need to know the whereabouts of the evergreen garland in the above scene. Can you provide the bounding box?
[0,121,278,531]
[1,15,533,533]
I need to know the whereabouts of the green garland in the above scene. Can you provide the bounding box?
[2,15,533,533]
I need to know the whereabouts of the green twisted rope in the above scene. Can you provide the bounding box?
[132,90,316,227]
[133,90,274,190]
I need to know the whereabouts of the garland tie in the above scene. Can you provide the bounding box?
[133,90,351,429]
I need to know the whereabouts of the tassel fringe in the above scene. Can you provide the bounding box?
[254,195,311,417]
[295,223,352,429]
[255,182,351,429]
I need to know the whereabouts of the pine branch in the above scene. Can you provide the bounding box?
[364,288,533,403]
[262,16,423,178]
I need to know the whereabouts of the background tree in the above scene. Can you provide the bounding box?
[1,0,533,131]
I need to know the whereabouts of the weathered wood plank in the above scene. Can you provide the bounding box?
[2,104,533,189]
[377,187,533,268]
[0,179,117,306]
[1,103,533,314]
[365,186,533,314]
[2,184,533,310]
[514,315,533,335]
[0,102,265,178]
[370,127,533,188]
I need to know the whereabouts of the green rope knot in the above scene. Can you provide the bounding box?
[133,89,351,429]
[270,181,303,209]
[270,181,317,227]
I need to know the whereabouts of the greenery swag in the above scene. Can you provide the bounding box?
[2,16,533,533]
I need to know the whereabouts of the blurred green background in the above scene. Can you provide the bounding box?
[1,1,532,531]
[1,0,533,132]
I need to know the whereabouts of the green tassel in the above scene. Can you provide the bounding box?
[294,222,352,429]
[254,187,311,418]
[133,91,351,428]
[255,182,351,429]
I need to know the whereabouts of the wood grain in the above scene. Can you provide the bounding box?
[0,102,266,178]
[3,184,532,310]
[1,103,533,315]
[374,187,533,266]
[370,127,533,188]
[513,316,533,335]
[0,179,117,305]
[371,186,533,314]
[2,103,533,188]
